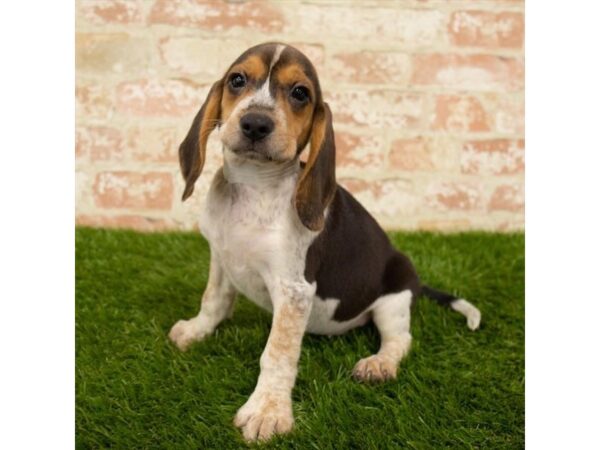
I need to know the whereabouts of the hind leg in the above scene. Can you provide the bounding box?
[353,290,412,382]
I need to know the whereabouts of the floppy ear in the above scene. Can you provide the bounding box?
[179,79,224,201]
[294,102,337,231]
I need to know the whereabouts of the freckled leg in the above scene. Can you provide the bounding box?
[353,291,413,383]
[234,281,313,442]
[169,252,236,351]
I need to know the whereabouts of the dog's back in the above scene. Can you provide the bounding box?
[305,185,420,321]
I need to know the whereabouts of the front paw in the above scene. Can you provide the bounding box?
[234,391,294,442]
[168,319,209,351]
[353,354,398,382]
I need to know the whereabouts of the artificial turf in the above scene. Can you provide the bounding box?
[75,227,524,449]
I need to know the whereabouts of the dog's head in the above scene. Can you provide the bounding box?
[179,42,336,231]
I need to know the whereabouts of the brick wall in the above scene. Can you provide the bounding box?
[75,0,524,232]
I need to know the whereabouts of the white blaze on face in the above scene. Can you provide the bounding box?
[250,44,286,108]
[218,44,291,157]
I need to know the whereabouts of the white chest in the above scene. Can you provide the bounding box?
[199,171,308,311]
[196,159,373,336]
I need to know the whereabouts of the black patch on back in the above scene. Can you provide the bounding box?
[304,186,420,321]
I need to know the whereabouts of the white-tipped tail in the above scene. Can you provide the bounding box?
[450,299,481,331]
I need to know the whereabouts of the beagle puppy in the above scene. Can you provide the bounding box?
[169,42,481,442]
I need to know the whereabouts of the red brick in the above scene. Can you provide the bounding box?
[93,172,174,210]
[449,11,524,49]
[116,79,207,117]
[489,183,524,212]
[76,33,151,75]
[125,127,179,163]
[76,126,123,161]
[340,178,371,196]
[149,0,284,32]
[76,170,93,210]
[158,38,220,77]
[327,89,424,129]
[412,54,524,91]
[289,5,443,44]
[339,177,420,217]
[487,93,525,134]
[426,182,483,211]
[496,220,524,232]
[290,43,325,69]
[433,95,490,132]
[330,51,411,84]
[159,38,254,79]
[76,214,175,231]
[76,82,115,120]
[389,138,434,171]
[418,218,472,231]
[335,132,385,170]
[75,125,178,163]
[79,0,143,24]
[461,139,524,175]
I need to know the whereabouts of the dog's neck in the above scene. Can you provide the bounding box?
[222,147,300,187]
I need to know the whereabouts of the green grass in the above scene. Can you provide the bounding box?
[76,227,524,449]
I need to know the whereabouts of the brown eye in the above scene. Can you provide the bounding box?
[290,85,310,103]
[229,73,246,90]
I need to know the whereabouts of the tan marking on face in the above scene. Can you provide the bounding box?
[274,63,316,158]
[239,54,267,81]
[277,63,313,90]
[220,55,268,122]
[218,47,321,162]
[220,87,251,125]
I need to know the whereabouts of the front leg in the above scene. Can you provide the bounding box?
[234,280,314,442]
[169,251,236,351]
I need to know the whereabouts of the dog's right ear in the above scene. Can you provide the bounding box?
[179,79,224,201]
[294,102,336,231]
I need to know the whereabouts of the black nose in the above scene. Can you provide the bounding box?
[240,113,274,142]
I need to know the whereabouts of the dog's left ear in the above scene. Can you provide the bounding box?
[294,102,337,231]
[179,79,224,201]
